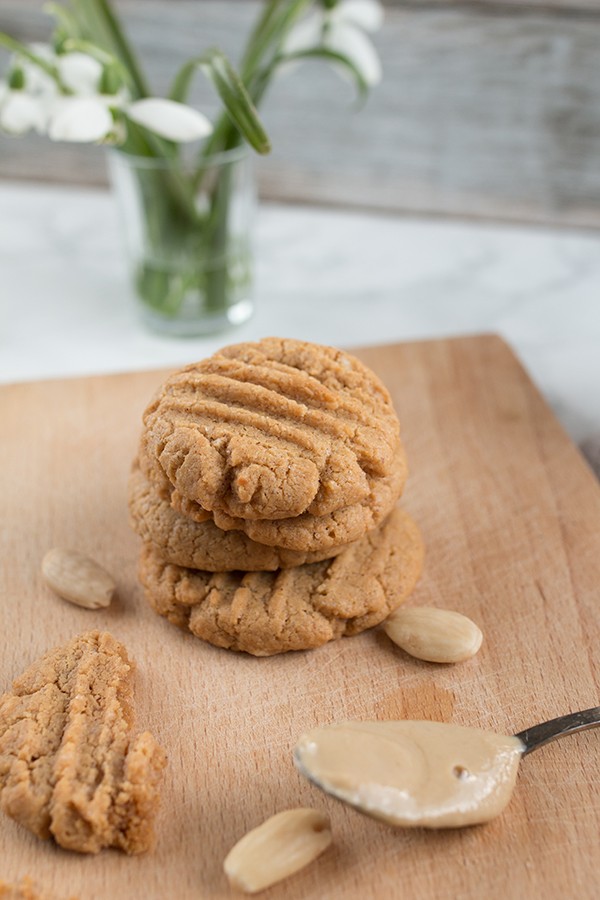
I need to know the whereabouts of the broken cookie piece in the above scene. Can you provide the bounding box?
[0,631,166,854]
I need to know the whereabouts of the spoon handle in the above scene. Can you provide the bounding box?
[515,706,600,756]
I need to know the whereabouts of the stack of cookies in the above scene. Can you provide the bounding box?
[129,338,424,656]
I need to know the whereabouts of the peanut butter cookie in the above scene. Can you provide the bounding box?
[139,439,407,552]
[137,508,424,656]
[0,631,166,854]
[129,463,351,571]
[142,338,404,523]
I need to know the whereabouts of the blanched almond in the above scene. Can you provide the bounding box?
[224,808,331,894]
[383,607,482,663]
[42,548,115,610]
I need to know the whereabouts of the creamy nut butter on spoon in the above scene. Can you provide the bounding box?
[294,709,600,829]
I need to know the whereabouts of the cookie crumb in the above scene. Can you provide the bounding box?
[0,877,78,900]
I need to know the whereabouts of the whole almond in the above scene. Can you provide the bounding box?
[224,808,332,894]
[383,607,483,663]
[41,548,115,610]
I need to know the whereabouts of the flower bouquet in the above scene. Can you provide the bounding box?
[1,0,383,335]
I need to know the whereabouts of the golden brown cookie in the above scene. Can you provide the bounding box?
[129,463,352,571]
[142,338,403,523]
[209,453,407,551]
[0,631,166,855]
[139,439,407,552]
[138,508,424,656]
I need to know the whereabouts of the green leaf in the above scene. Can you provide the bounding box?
[280,46,370,101]
[189,1,311,162]
[170,48,271,155]
[202,49,271,154]
[168,59,198,104]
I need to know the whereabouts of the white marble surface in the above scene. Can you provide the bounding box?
[1,182,599,447]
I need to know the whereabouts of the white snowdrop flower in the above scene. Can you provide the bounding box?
[283,0,384,86]
[126,98,213,142]
[57,52,103,95]
[336,0,384,33]
[29,42,56,61]
[326,19,382,86]
[48,95,114,142]
[0,43,59,137]
[45,94,213,145]
[0,84,47,134]
[283,11,323,55]
[22,43,59,97]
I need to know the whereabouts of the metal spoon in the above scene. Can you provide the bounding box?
[514,705,600,754]
[293,707,600,829]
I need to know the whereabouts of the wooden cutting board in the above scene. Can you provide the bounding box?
[1,334,599,900]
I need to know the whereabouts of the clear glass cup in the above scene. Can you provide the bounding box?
[108,145,255,337]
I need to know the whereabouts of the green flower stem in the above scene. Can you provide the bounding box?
[95,0,149,96]
[120,121,199,224]
[240,0,312,83]
[43,3,81,41]
[239,0,284,81]
[70,0,149,97]
[203,162,234,314]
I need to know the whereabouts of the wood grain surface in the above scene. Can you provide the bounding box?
[3,1,600,228]
[1,334,599,899]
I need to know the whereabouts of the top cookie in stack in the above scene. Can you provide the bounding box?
[136,337,407,555]
[130,338,422,654]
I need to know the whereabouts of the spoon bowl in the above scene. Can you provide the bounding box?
[293,707,600,829]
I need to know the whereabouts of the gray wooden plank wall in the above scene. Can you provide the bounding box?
[1,0,600,228]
